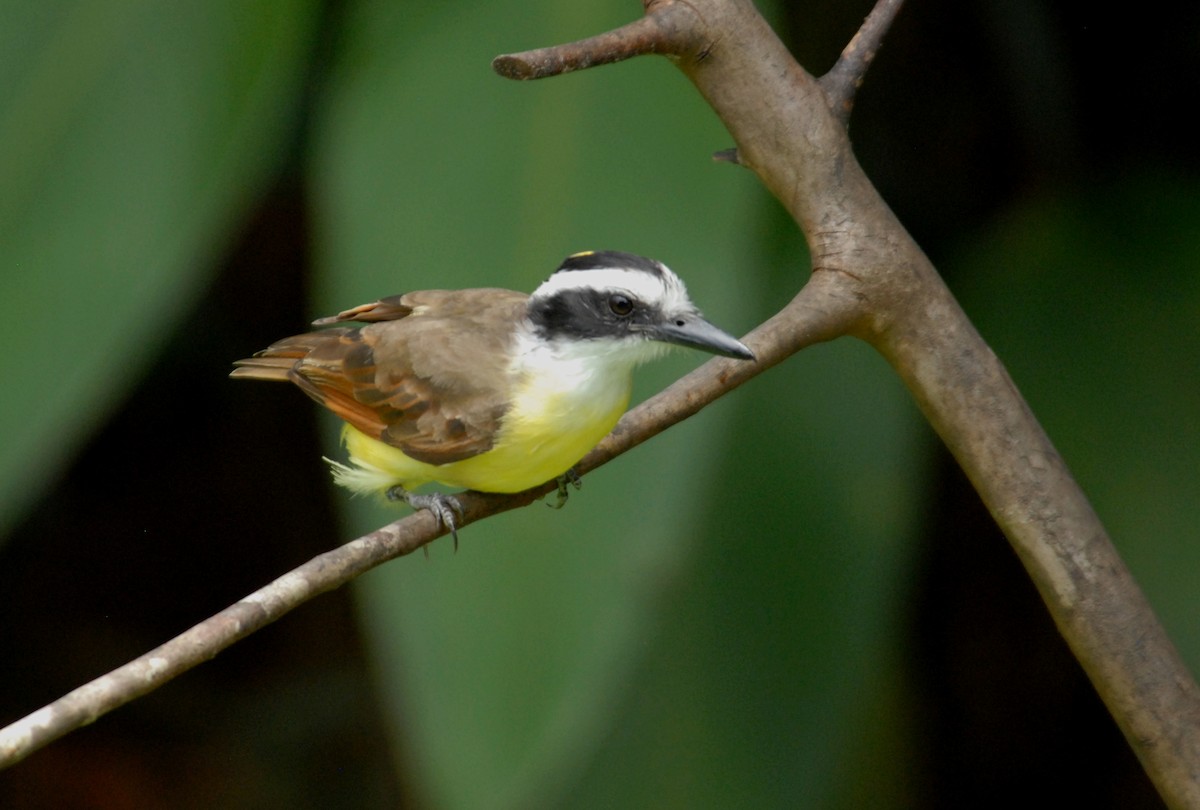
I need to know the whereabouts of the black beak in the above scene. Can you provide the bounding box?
[643,313,755,360]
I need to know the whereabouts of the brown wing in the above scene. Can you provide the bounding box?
[231,289,529,465]
[309,294,413,325]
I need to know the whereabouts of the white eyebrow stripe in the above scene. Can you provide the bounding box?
[532,267,692,312]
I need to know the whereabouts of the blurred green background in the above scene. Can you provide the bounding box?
[1,1,1196,807]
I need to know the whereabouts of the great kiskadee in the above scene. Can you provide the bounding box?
[231,250,754,536]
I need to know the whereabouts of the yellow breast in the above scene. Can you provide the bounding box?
[331,351,635,495]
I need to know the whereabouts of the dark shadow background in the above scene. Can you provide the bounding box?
[2,1,1196,806]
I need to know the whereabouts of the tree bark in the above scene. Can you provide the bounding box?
[498,0,1200,805]
[3,5,1198,807]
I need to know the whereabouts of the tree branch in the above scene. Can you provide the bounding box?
[500,0,1200,804]
[0,273,849,768]
[6,4,1199,807]
[819,0,905,123]
[491,1,700,80]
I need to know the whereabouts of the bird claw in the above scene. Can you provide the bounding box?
[547,468,583,510]
[387,486,465,550]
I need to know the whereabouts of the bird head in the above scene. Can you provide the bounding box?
[527,250,755,365]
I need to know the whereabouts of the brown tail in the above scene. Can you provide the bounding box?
[229,329,353,382]
[229,356,298,382]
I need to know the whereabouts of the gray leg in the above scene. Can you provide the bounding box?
[548,467,583,510]
[387,486,465,549]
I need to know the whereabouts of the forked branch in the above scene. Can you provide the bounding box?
[504,0,1199,804]
[3,4,1198,807]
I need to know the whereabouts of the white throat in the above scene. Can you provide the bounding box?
[510,325,669,392]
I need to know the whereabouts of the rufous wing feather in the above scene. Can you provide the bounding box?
[231,290,527,466]
[310,295,413,326]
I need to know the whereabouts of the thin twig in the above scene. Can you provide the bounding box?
[820,0,906,124]
[492,2,700,80]
[0,281,850,768]
[0,514,434,766]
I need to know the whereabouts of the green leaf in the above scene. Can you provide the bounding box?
[0,0,319,536]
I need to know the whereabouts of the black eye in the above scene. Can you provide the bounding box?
[608,293,634,316]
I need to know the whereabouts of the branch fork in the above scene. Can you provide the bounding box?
[5,4,1199,807]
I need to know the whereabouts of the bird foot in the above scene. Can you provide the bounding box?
[547,468,583,510]
[387,486,465,549]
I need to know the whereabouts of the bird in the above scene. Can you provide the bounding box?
[231,250,755,540]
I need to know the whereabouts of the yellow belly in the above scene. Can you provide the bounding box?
[332,373,633,495]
